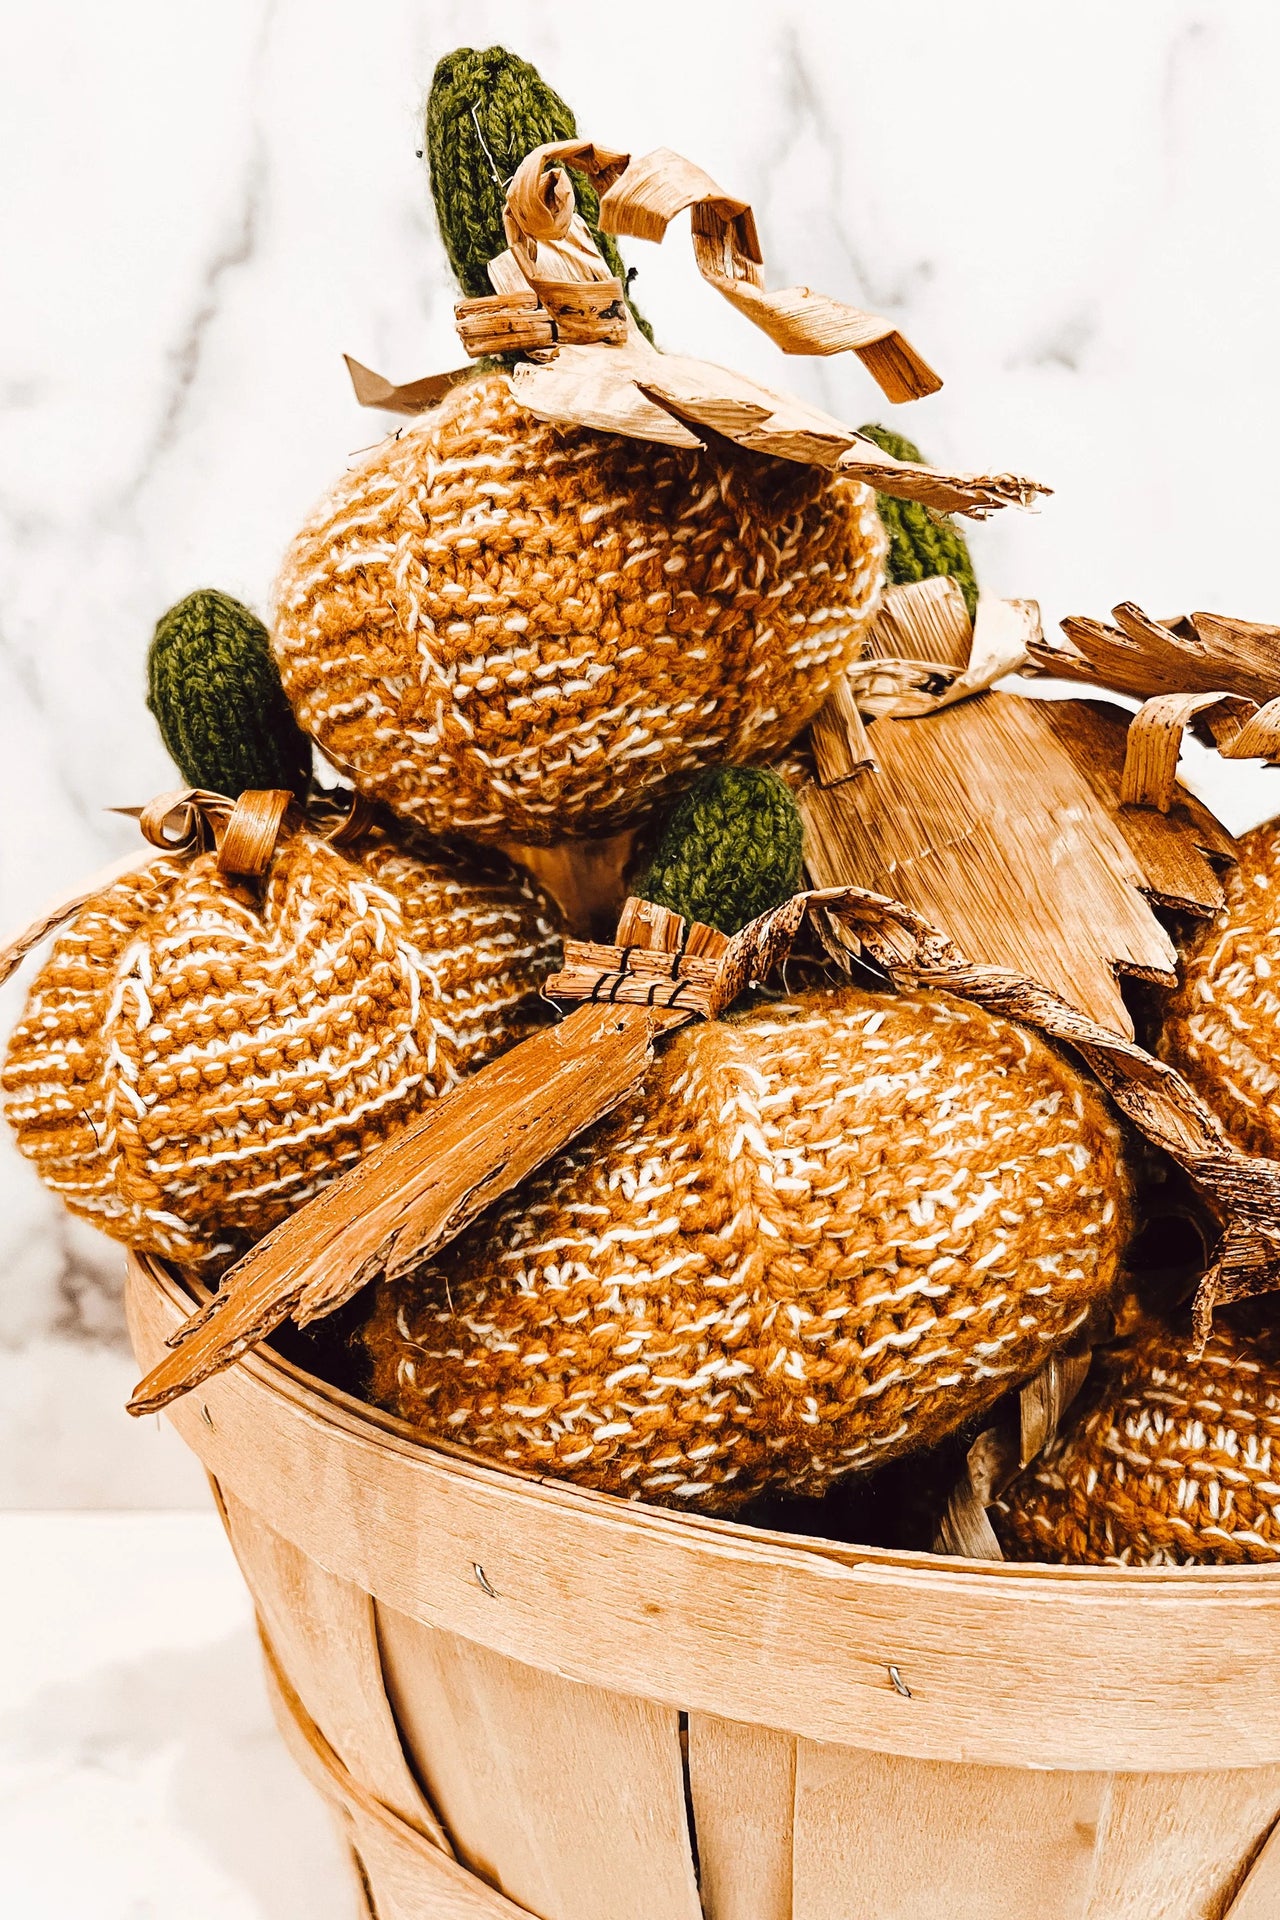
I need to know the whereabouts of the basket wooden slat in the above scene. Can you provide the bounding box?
[686,1717,793,1920]
[1231,1825,1280,1918]
[378,1610,701,1920]
[219,1486,452,1852]
[126,1251,1280,1919]
[126,1253,1280,1773]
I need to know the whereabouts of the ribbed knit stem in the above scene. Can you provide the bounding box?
[638,767,804,935]
[147,589,312,798]
[426,45,652,341]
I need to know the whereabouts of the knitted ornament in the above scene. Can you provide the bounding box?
[272,372,887,845]
[637,767,804,936]
[148,590,311,798]
[361,983,1131,1509]
[994,1310,1280,1566]
[2,819,560,1266]
[856,423,978,619]
[1160,820,1280,1157]
[426,45,650,338]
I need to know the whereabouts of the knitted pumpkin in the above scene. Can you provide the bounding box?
[272,369,886,847]
[360,981,1132,1509]
[264,49,902,848]
[2,816,560,1266]
[1160,819,1280,1156]
[993,1310,1280,1566]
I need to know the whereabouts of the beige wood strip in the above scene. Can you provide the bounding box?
[1225,1815,1280,1919]
[127,1256,1280,1773]
[791,1741,1106,1920]
[219,1488,452,1853]
[261,1634,535,1920]
[376,1607,702,1920]
[687,1714,794,1920]
[1086,1772,1280,1920]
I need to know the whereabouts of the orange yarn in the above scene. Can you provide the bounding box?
[3,825,561,1265]
[272,375,886,846]
[1161,820,1280,1156]
[995,1311,1280,1566]
[362,984,1132,1510]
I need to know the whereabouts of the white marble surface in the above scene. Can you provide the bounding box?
[6,0,1280,1504]
[1,1512,357,1918]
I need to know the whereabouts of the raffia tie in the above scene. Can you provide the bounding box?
[0,787,357,992]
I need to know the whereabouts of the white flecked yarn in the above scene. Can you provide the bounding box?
[271,374,887,845]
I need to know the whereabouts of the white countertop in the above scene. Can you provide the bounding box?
[1,1513,358,1920]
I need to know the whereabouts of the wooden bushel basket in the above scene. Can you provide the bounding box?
[124,1253,1280,1920]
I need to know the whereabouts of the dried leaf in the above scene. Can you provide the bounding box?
[799,692,1198,1034]
[597,145,941,399]
[343,356,473,417]
[837,582,1039,720]
[1035,601,1280,709]
[510,345,1047,514]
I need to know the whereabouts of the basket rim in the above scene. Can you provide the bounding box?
[127,1248,1280,1771]
[135,1249,1280,1593]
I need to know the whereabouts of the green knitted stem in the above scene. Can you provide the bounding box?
[147,590,311,799]
[857,423,978,619]
[426,46,653,342]
[638,769,804,937]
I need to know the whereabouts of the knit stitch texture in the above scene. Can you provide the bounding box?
[426,45,651,339]
[857,423,978,618]
[148,589,312,798]
[994,1311,1280,1565]
[2,828,561,1265]
[1160,821,1280,1157]
[638,767,804,935]
[362,984,1131,1509]
[272,373,887,846]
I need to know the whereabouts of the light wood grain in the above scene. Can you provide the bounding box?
[791,1741,1107,1920]
[260,1633,536,1920]
[1083,1771,1280,1920]
[687,1714,794,1920]
[218,1486,452,1853]
[1226,1816,1280,1919]
[376,1608,702,1920]
[126,1254,1280,1773]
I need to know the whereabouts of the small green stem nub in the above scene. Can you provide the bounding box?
[147,590,311,799]
[637,768,805,937]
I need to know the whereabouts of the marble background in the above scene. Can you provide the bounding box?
[6,0,1280,1506]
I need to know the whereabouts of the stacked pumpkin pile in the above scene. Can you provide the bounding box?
[6,43,1280,1570]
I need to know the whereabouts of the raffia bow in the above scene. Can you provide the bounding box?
[0,786,373,991]
[348,140,1049,521]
